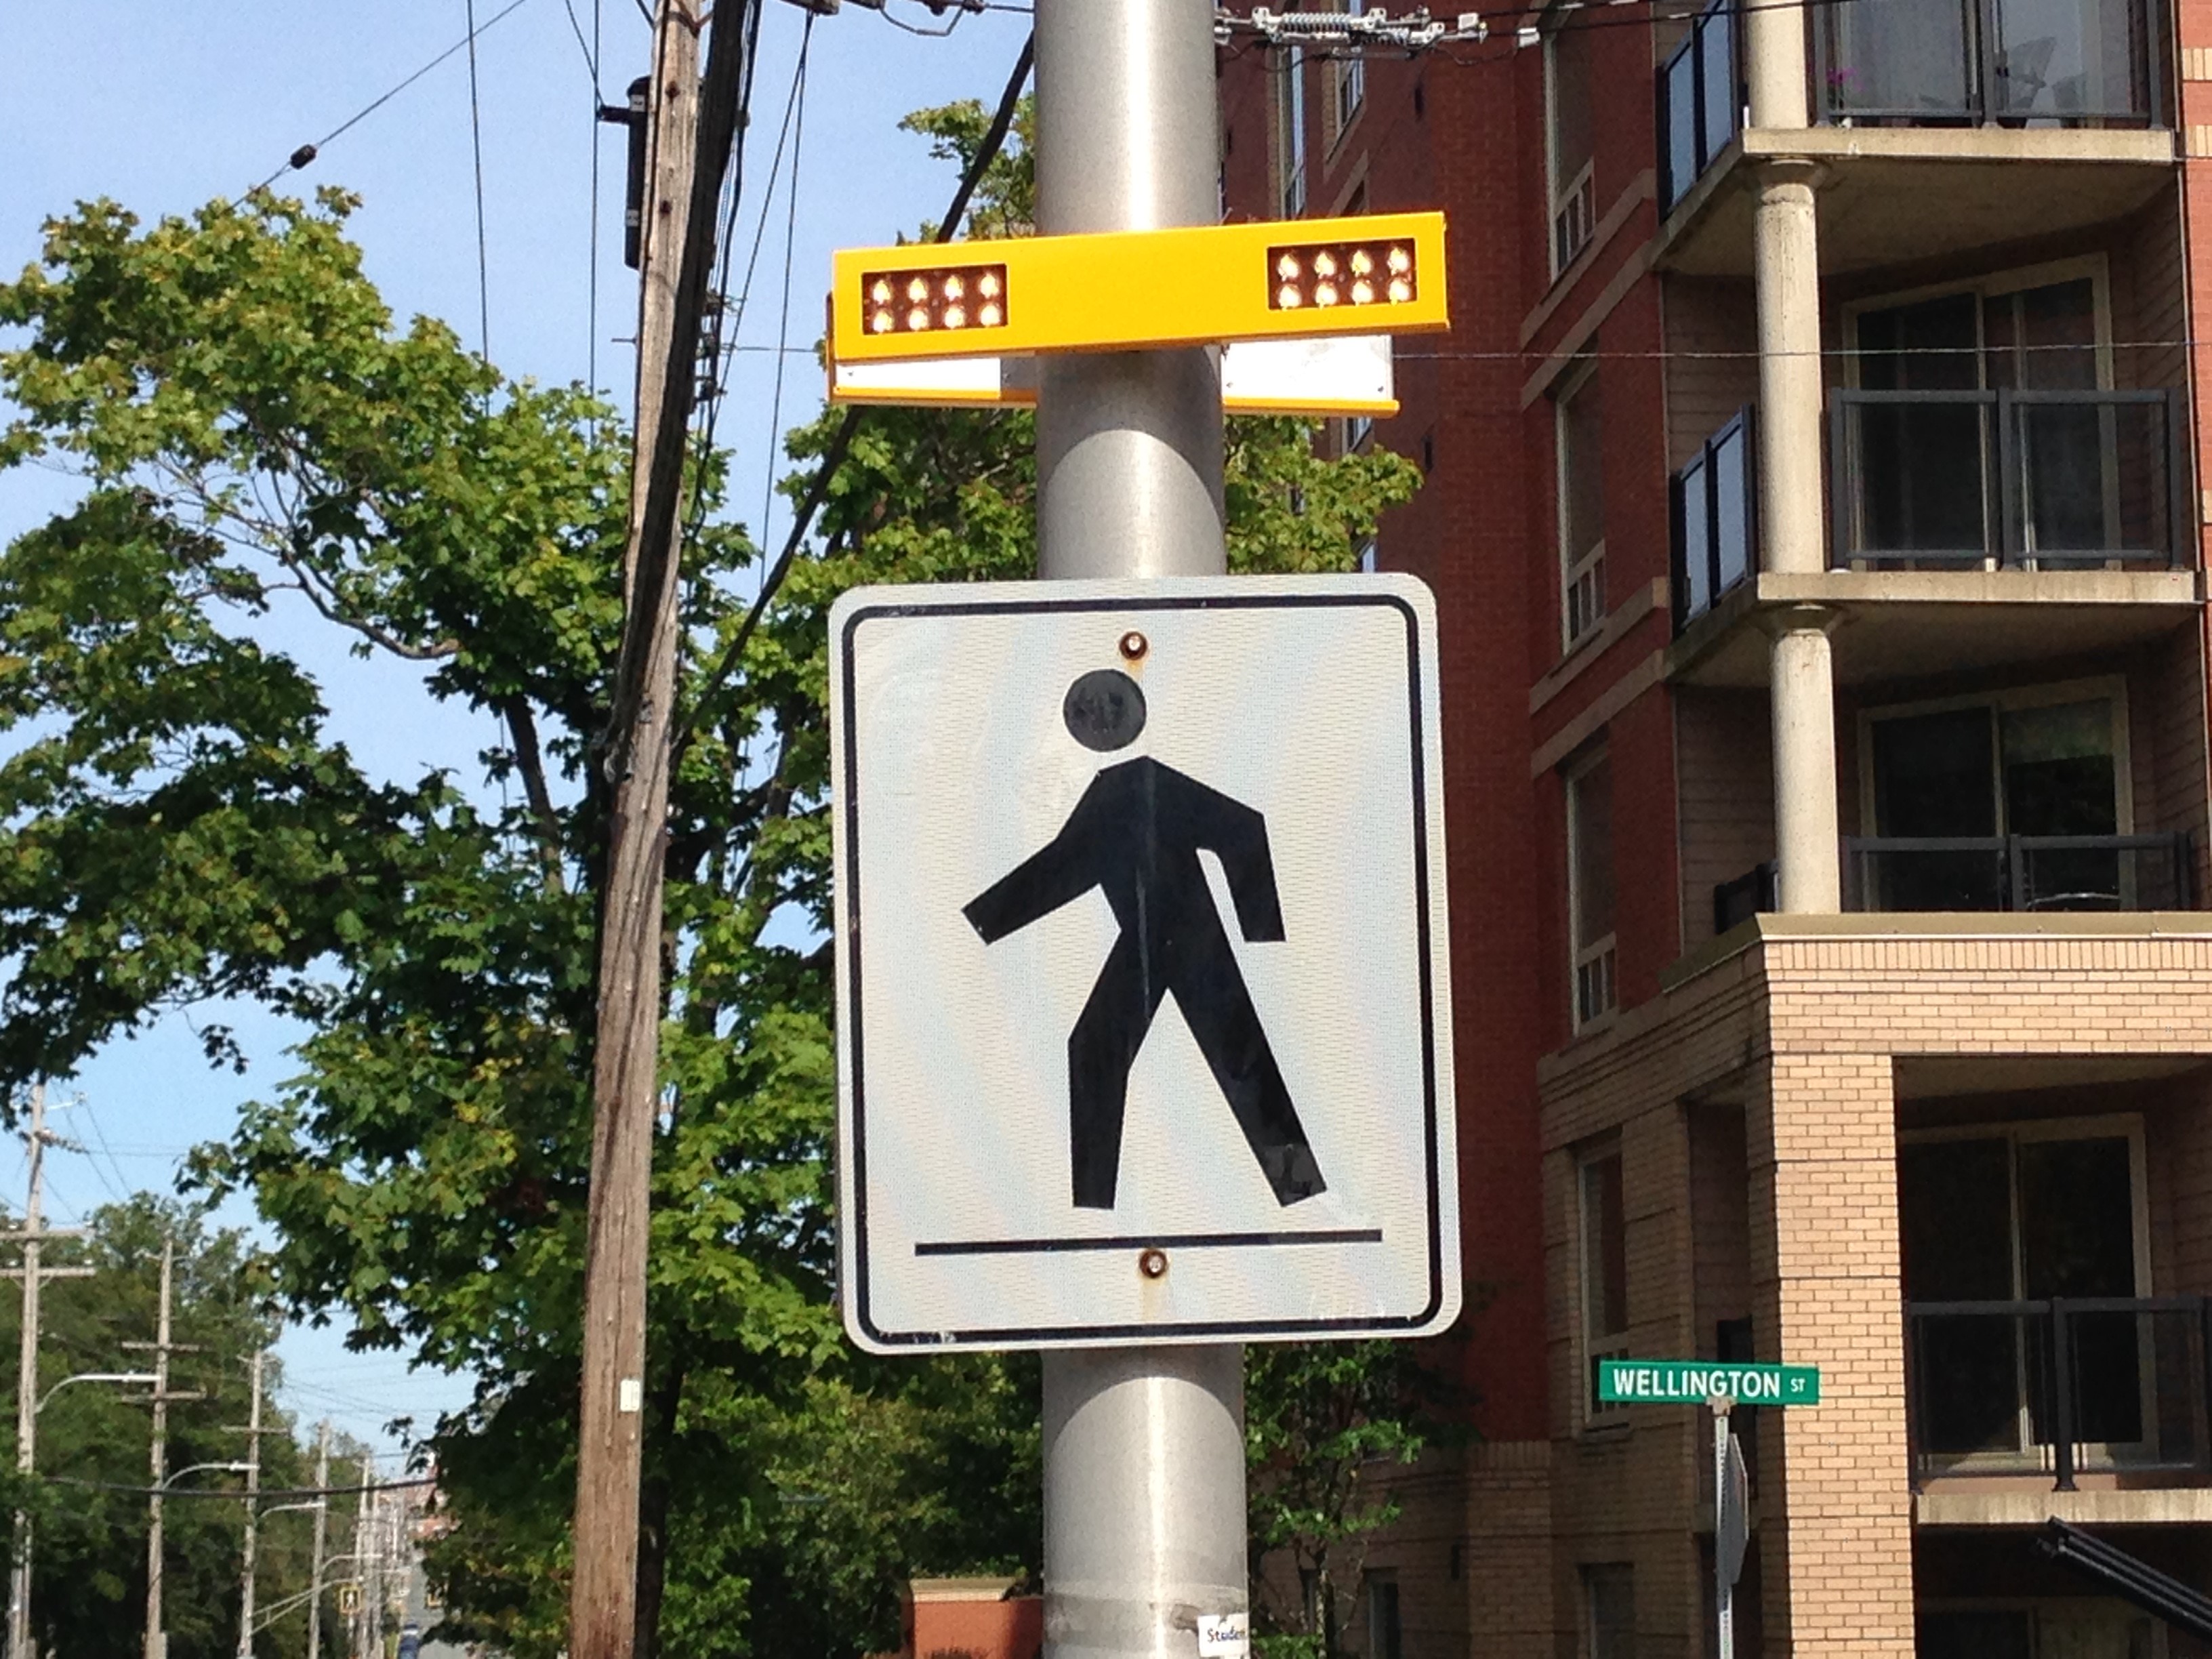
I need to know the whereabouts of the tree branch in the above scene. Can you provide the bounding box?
[499,695,567,893]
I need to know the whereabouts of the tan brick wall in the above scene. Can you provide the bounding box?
[1359,1443,1557,1659]
[1746,1054,1912,1659]
[1534,921,2212,1659]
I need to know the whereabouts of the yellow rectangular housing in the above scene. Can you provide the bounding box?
[830,211,1448,363]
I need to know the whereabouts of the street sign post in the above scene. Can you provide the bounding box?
[830,575,1459,1351]
[1596,1359,1822,1659]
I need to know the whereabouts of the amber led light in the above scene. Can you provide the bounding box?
[1267,240,1417,310]
[860,262,1010,335]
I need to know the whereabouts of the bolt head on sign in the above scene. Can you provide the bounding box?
[829,575,1460,1351]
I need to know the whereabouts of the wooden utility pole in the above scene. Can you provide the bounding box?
[571,7,695,1654]
[233,1349,265,1658]
[306,1422,331,1659]
[4,1085,89,1659]
[123,1239,202,1659]
[572,0,752,1652]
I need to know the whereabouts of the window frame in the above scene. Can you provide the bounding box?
[1898,1111,2153,1304]
[1366,1572,1401,1659]
[1576,1137,1631,1425]
[1565,745,1618,1033]
[1334,0,1368,139]
[1555,359,1607,653]
[1854,675,2135,839]
[1544,18,1597,276]
[1279,46,1310,218]
[1581,1561,1637,1659]
[1840,254,2116,394]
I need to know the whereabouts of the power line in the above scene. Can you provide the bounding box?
[679,29,1036,753]
[465,0,494,361]
[561,0,601,81]
[42,1475,435,1500]
[755,17,815,554]
[251,0,539,192]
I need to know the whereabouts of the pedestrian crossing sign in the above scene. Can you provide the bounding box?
[829,575,1459,1351]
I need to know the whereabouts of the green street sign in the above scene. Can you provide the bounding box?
[1597,1359,1821,1406]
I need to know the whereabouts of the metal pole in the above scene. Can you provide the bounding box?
[7,1084,47,1659]
[1714,1401,1733,1659]
[308,1422,331,1659]
[145,1242,173,1659]
[236,1350,263,1658]
[1031,7,1245,1659]
[352,1460,373,1659]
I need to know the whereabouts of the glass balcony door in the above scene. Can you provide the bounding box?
[1814,0,2156,124]
[1902,1122,2151,1469]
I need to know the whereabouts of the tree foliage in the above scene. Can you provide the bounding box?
[0,91,1423,1659]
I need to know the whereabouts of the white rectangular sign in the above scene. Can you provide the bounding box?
[830,575,1458,1351]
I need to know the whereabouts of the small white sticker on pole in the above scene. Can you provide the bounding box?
[1197,1614,1250,1658]
[618,1377,644,1413]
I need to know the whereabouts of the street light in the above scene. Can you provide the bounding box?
[37,1371,156,1415]
[158,1461,253,1490]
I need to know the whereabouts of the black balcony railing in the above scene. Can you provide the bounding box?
[1830,388,2184,569]
[1842,832,2193,912]
[1658,0,1742,211]
[1906,1298,2212,1490]
[1813,0,2163,127]
[1672,407,1757,632]
[1713,861,1776,934]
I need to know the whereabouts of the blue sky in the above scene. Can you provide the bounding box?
[0,0,1032,1456]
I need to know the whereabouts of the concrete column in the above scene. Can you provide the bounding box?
[1750,155,1839,913]
[1768,611,1842,914]
[1743,0,1809,129]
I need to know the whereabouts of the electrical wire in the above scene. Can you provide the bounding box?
[588,0,606,401]
[43,1474,435,1499]
[561,0,600,80]
[679,30,1036,753]
[755,17,814,560]
[465,0,494,361]
[252,0,539,192]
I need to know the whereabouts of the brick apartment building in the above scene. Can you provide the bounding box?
[1221,1,2212,1656]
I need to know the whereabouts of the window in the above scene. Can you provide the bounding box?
[1835,261,2164,571]
[1902,1116,2150,1463]
[1347,411,1374,451]
[1336,0,1368,132]
[1280,48,1309,217]
[1366,1574,1401,1659]
[1582,1563,1635,1659]
[1546,20,1596,274]
[1354,537,1378,573]
[1556,365,1606,649]
[1566,750,1617,1029]
[1856,679,2134,910]
[1579,1142,1629,1414]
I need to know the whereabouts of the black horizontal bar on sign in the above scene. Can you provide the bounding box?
[916,1229,1384,1258]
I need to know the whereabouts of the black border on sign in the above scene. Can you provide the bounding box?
[839,590,1444,1347]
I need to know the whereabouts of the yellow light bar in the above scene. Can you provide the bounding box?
[830,211,1448,364]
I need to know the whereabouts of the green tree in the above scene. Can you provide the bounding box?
[0,1193,363,1658]
[0,94,1421,1659]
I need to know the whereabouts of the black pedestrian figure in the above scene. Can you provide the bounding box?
[963,668,1326,1210]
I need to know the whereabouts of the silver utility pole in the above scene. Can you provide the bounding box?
[234,1349,264,1658]
[307,1421,331,1659]
[352,1459,373,1659]
[1030,6,1248,1659]
[5,1085,90,1659]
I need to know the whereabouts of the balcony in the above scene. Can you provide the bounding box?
[1654,0,2173,275]
[1831,388,2184,570]
[1813,0,2163,129]
[1658,0,1742,215]
[1841,833,2194,912]
[1907,1298,2212,1491]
